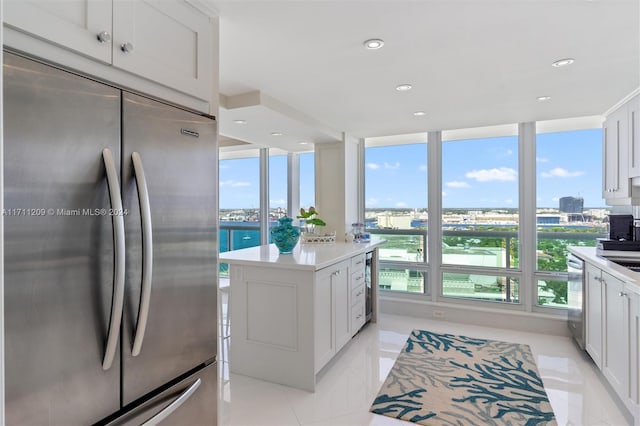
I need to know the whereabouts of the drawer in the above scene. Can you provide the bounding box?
[351,270,365,291]
[351,253,366,271]
[351,283,365,306]
[351,301,366,334]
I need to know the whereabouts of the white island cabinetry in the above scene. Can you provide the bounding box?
[221,241,383,392]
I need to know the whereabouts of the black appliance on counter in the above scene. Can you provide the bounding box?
[597,215,640,255]
[609,214,634,241]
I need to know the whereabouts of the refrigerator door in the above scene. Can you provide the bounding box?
[102,362,218,426]
[3,52,122,424]
[121,92,218,404]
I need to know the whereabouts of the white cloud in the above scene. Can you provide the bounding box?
[220,180,251,187]
[367,198,379,206]
[270,198,286,205]
[506,149,513,156]
[396,201,407,207]
[442,191,448,197]
[366,162,380,170]
[552,197,560,202]
[446,181,471,188]
[536,157,549,163]
[219,164,230,169]
[419,164,427,172]
[504,199,514,204]
[465,167,517,182]
[541,167,585,178]
[384,162,400,170]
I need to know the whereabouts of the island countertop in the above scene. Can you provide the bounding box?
[219,239,385,271]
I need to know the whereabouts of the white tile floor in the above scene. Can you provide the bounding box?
[218,304,632,426]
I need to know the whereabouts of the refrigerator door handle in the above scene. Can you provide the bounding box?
[141,378,202,426]
[131,152,153,356]
[102,148,126,370]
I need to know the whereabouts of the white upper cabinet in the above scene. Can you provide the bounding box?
[112,1,212,99]
[603,95,640,205]
[4,0,213,103]
[603,105,630,202]
[628,95,640,178]
[4,0,113,63]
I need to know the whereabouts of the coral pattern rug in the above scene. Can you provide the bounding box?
[370,329,557,425]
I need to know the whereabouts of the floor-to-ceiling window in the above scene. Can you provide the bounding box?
[441,129,520,303]
[364,119,608,314]
[299,152,315,210]
[365,142,428,294]
[269,153,288,220]
[220,152,261,253]
[535,127,608,308]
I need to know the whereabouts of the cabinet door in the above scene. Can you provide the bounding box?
[604,106,630,201]
[602,271,628,397]
[4,0,112,63]
[627,290,640,417]
[585,263,603,368]
[334,262,351,351]
[629,96,640,178]
[112,0,212,100]
[314,267,335,372]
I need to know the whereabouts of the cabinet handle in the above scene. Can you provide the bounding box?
[121,42,134,53]
[619,291,628,297]
[97,31,111,43]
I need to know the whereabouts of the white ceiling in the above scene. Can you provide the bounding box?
[213,0,640,152]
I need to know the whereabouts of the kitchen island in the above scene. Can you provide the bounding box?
[220,240,384,391]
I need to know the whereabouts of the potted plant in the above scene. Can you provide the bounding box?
[296,206,326,234]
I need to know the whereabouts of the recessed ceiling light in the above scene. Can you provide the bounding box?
[551,58,575,68]
[537,96,552,101]
[413,111,426,116]
[363,38,384,50]
[271,132,283,136]
[233,119,246,124]
[299,141,309,145]
[396,84,412,92]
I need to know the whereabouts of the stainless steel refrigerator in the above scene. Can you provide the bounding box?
[3,51,218,425]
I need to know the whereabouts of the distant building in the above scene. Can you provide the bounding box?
[537,215,561,225]
[559,196,583,213]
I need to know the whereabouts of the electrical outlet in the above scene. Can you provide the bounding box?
[433,310,445,319]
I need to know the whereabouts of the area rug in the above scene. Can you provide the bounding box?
[370,329,557,425]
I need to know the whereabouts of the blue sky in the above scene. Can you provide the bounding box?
[220,153,315,209]
[365,128,604,209]
[220,129,605,210]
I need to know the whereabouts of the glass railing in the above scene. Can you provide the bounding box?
[367,227,607,307]
[218,223,606,307]
[219,222,261,276]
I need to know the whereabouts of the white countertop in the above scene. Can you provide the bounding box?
[219,239,385,271]
[569,246,640,293]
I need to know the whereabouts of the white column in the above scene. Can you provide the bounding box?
[287,153,300,218]
[259,148,269,245]
[428,131,442,302]
[519,122,537,311]
[315,133,359,239]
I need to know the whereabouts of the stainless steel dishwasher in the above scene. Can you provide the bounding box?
[567,253,585,350]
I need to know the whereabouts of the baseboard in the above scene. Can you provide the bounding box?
[380,295,571,337]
